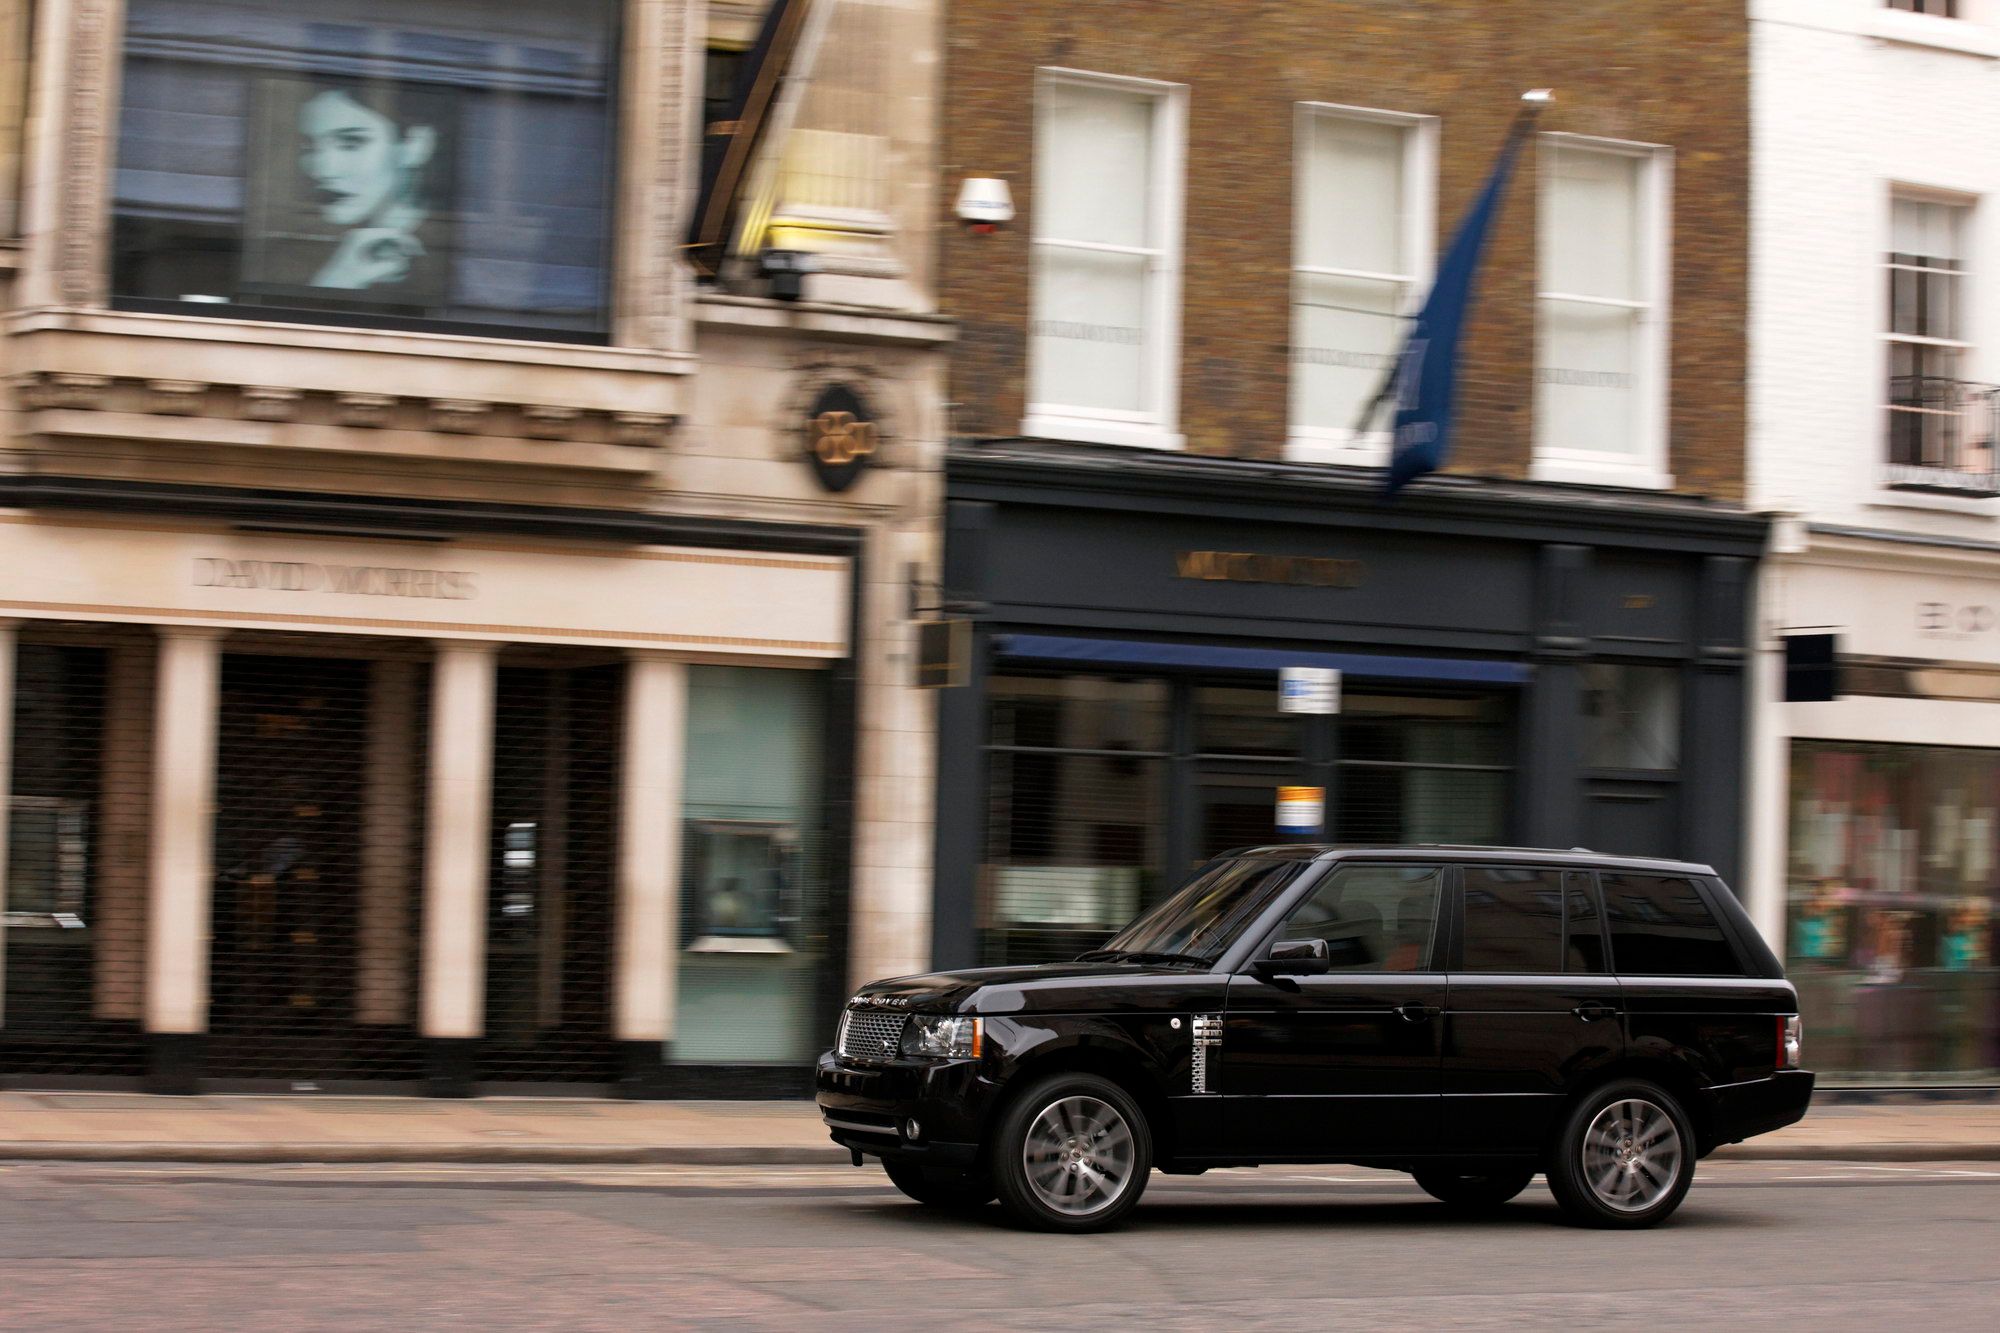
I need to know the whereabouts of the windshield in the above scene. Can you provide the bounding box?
[1094,858,1310,963]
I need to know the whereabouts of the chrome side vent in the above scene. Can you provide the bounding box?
[1190,1014,1222,1095]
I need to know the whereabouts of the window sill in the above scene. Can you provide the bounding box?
[1869,486,2000,517]
[1529,457,1676,492]
[1020,414,1185,451]
[1285,431,1390,468]
[1864,9,2000,59]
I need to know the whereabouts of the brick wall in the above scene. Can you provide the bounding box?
[941,0,1750,499]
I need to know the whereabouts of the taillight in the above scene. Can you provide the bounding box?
[1779,1014,1802,1070]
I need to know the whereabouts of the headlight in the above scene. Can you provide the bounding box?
[900,1015,982,1060]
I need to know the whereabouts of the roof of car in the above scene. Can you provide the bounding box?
[1223,843,1719,877]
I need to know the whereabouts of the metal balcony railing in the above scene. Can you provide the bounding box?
[1885,376,2000,495]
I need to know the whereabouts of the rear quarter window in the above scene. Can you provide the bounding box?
[1601,873,1746,977]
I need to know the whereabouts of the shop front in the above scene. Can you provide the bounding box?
[1753,531,2000,1085]
[931,444,1766,970]
[0,498,858,1094]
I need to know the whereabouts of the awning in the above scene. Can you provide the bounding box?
[991,634,1532,685]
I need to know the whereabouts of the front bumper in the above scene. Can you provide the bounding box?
[1704,1069,1816,1148]
[814,1049,999,1166]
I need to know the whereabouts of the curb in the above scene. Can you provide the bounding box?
[1708,1142,2000,1163]
[0,1143,851,1166]
[3,1141,1997,1165]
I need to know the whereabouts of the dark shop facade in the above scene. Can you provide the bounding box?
[929,443,1768,969]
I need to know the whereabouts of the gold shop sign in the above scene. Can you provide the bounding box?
[1174,550,1366,589]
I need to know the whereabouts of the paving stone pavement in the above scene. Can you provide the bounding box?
[0,1090,1996,1163]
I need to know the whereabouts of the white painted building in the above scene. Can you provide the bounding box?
[1749,0,2000,1082]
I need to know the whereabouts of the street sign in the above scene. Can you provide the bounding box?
[915,619,969,689]
[1276,785,1325,836]
[1278,666,1341,714]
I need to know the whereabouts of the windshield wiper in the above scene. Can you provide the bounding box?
[1074,948,1210,967]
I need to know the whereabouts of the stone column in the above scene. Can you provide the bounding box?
[145,628,224,1069]
[615,652,688,1059]
[356,659,419,1026]
[0,622,17,1026]
[420,641,499,1063]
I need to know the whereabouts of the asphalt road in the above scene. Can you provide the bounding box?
[3,1159,1997,1330]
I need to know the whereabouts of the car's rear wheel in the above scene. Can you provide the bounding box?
[991,1072,1152,1233]
[1412,1166,1537,1209]
[1546,1080,1695,1229]
[881,1160,996,1210]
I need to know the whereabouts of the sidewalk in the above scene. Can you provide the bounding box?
[2,1092,1998,1164]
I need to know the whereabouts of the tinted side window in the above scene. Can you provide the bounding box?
[1602,873,1744,976]
[1564,872,1607,974]
[1460,866,1564,973]
[1278,864,1443,972]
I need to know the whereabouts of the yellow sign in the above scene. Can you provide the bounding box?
[1175,550,1365,588]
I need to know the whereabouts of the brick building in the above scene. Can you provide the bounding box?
[926,0,1770,970]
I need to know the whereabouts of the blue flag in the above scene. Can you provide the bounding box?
[1381,121,1532,497]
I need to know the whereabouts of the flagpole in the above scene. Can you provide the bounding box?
[1348,89,1553,439]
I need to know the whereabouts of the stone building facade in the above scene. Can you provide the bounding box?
[1746,0,2000,1084]
[0,0,946,1094]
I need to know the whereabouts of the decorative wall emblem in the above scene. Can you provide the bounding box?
[804,383,879,492]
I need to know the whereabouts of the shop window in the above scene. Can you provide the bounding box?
[1026,69,1185,449]
[982,675,1169,966]
[1789,740,1999,1080]
[1583,663,1680,771]
[673,666,826,1064]
[112,0,619,339]
[1289,104,1434,463]
[1534,136,1671,487]
[1195,684,1300,759]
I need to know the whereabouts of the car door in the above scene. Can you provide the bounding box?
[1219,861,1447,1159]
[1442,866,1623,1153]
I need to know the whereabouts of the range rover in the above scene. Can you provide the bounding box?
[816,846,1813,1232]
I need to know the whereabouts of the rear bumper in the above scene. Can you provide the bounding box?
[814,1050,997,1167]
[1704,1070,1815,1148]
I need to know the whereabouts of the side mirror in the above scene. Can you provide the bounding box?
[1255,937,1332,977]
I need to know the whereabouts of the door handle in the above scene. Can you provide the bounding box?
[1394,1002,1441,1024]
[1572,1004,1618,1023]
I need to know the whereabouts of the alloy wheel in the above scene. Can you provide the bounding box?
[1581,1097,1684,1213]
[1021,1094,1136,1217]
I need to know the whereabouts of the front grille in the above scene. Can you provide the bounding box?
[838,1009,907,1061]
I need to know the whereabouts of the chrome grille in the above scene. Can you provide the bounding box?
[839,1009,907,1061]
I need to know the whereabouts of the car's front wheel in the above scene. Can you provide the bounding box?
[991,1072,1152,1233]
[1545,1080,1696,1229]
[1412,1166,1537,1210]
[881,1160,996,1210]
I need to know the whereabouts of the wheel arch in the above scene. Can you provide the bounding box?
[987,1039,1180,1165]
[1552,1060,1720,1158]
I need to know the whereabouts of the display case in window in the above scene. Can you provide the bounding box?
[682,818,803,954]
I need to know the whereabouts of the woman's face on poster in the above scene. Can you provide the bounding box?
[298,89,432,227]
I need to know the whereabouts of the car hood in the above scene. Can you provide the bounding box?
[852,962,1214,1016]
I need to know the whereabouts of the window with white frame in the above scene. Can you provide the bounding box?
[1535,137,1670,484]
[1290,106,1434,457]
[1886,0,1958,17]
[1027,71,1184,447]
[1884,194,1990,490]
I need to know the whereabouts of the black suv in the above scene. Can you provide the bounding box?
[817,846,1812,1232]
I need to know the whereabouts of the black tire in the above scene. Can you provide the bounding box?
[1412,1166,1537,1209]
[1545,1079,1696,1229]
[990,1072,1153,1233]
[881,1160,996,1210]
